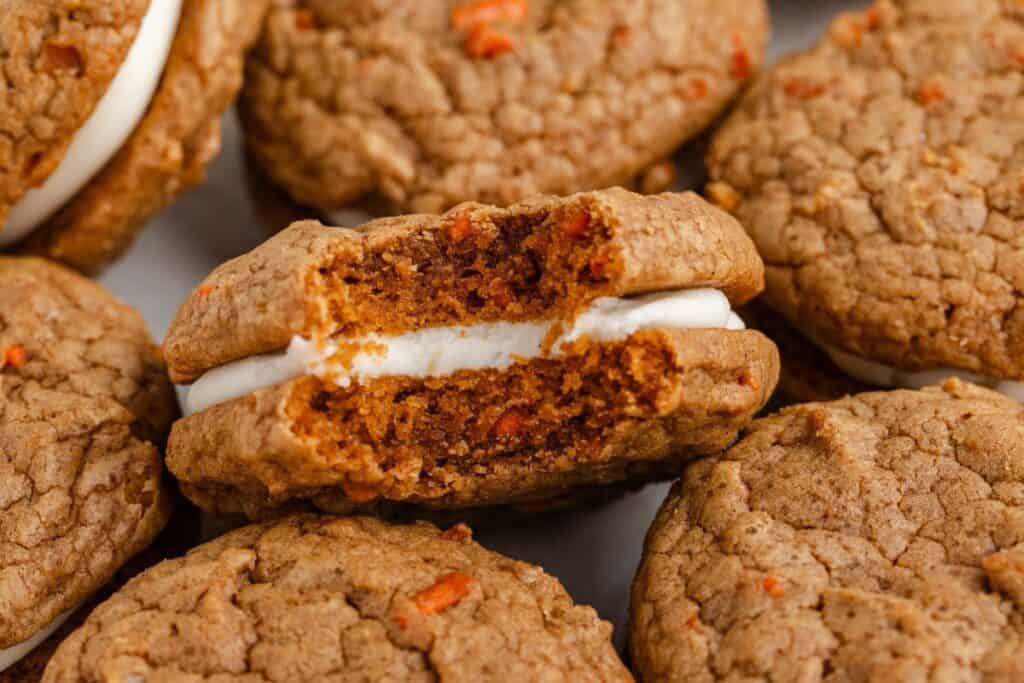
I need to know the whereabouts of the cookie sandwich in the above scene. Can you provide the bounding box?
[240,0,770,218]
[1,0,267,272]
[41,515,632,682]
[163,188,779,518]
[708,0,1024,403]
[0,258,177,677]
[632,379,1024,682]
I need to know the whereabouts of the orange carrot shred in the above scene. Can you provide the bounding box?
[414,573,474,615]
[451,0,529,33]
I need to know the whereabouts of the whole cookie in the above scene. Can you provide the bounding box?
[0,257,176,674]
[631,379,1024,682]
[241,0,770,216]
[708,1,1024,402]
[42,515,633,682]
[1,0,269,273]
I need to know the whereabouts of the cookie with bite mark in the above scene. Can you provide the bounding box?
[163,187,780,518]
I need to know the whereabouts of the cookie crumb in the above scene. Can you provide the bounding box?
[414,572,474,615]
[440,523,474,543]
[706,182,741,212]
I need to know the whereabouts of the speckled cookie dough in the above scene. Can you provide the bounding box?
[708,0,1024,398]
[42,514,633,682]
[0,257,176,670]
[240,0,770,216]
[162,189,778,518]
[1,0,270,274]
[631,379,1024,682]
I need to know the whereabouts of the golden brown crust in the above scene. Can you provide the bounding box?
[164,188,765,382]
[708,0,1024,382]
[240,0,769,215]
[0,0,148,230]
[167,329,779,518]
[19,0,271,274]
[631,379,1024,682]
[41,515,633,682]
[0,257,176,650]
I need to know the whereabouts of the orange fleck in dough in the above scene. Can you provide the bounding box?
[414,573,474,615]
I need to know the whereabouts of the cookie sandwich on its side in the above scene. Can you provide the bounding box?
[632,379,1024,682]
[163,188,780,519]
[1,0,268,272]
[708,0,1024,404]
[0,257,177,678]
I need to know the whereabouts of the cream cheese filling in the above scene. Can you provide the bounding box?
[822,343,1024,402]
[0,609,74,673]
[2,0,183,246]
[184,288,746,416]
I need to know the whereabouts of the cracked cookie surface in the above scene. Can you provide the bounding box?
[0,257,175,651]
[42,514,632,682]
[708,0,1024,382]
[240,0,769,215]
[631,379,1024,682]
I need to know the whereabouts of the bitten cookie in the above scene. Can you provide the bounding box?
[0,257,177,675]
[240,0,770,217]
[631,380,1024,682]
[42,514,633,682]
[708,0,1024,404]
[163,188,779,518]
[0,0,269,273]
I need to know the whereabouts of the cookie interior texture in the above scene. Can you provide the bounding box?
[631,379,1024,682]
[240,0,770,214]
[41,515,633,682]
[0,257,176,655]
[708,0,1024,387]
[163,189,779,517]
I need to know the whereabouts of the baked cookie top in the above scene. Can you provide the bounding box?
[0,257,175,649]
[240,0,769,214]
[631,379,1024,682]
[0,0,147,231]
[164,188,764,382]
[43,515,633,682]
[708,0,1024,381]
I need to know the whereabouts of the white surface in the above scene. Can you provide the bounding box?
[0,609,74,673]
[97,0,869,649]
[3,0,182,244]
[185,289,743,415]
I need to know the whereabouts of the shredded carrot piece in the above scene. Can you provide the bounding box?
[452,0,528,33]
[414,573,474,614]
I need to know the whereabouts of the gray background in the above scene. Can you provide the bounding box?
[98,0,869,648]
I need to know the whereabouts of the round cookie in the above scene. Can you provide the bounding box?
[631,379,1024,682]
[240,0,770,216]
[0,257,177,674]
[42,515,633,682]
[707,0,1024,402]
[1,0,270,273]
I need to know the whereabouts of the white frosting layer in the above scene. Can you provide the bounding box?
[0,609,74,673]
[185,289,745,415]
[824,344,1024,402]
[2,0,183,246]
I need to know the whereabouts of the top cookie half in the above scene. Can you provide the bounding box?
[708,0,1024,383]
[165,188,765,382]
[240,0,770,215]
